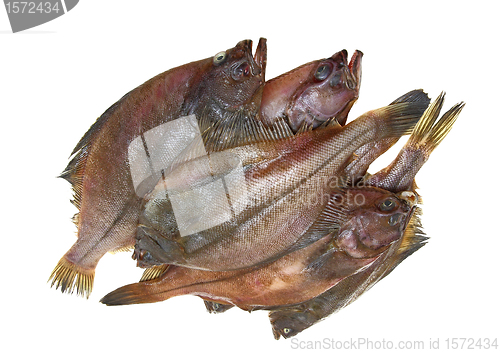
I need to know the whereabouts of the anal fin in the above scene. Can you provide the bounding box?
[140,264,170,282]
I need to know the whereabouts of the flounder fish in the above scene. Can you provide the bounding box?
[102,187,417,310]
[50,38,267,298]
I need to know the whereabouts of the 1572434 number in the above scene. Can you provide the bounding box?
[5,1,61,14]
[445,338,498,350]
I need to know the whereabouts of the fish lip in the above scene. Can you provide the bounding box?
[348,50,363,90]
[253,37,267,81]
[401,204,418,233]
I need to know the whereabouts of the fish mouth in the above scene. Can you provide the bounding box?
[331,49,363,125]
[398,191,420,231]
[348,50,363,91]
[240,38,267,80]
[328,49,362,91]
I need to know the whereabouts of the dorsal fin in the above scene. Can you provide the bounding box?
[59,91,132,212]
[294,120,314,134]
[317,116,342,130]
[199,108,294,152]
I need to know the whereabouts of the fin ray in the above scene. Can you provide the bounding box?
[48,257,94,299]
[140,264,170,282]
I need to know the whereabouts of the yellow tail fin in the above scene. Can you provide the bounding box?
[48,257,94,299]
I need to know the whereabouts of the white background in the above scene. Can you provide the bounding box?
[1,1,499,352]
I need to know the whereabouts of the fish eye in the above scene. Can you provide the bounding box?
[379,198,396,211]
[283,328,292,335]
[314,64,332,81]
[213,51,227,65]
[388,213,402,226]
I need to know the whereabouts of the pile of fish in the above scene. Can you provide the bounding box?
[49,38,464,339]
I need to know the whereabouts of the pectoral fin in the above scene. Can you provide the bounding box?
[285,188,348,253]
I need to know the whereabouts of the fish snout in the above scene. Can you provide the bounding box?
[238,38,267,79]
[398,191,419,208]
[328,50,361,91]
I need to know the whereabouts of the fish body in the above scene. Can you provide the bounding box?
[50,39,267,297]
[268,93,464,339]
[102,186,416,310]
[134,94,429,271]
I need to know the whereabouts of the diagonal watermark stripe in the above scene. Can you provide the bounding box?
[3,0,79,33]
[128,115,249,237]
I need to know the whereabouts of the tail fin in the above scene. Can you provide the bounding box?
[384,89,432,137]
[408,92,465,153]
[100,282,158,306]
[389,89,431,105]
[345,89,431,179]
[367,93,464,192]
[358,95,431,141]
[48,257,94,299]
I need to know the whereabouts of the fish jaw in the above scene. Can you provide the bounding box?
[253,38,267,80]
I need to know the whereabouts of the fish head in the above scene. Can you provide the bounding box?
[334,188,417,259]
[260,50,362,129]
[270,310,315,340]
[207,38,266,110]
